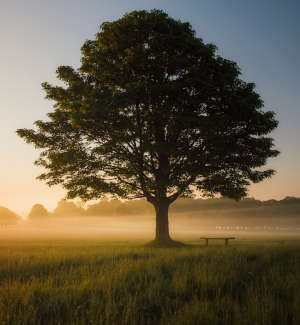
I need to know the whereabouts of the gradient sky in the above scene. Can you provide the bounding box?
[1,0,299,215]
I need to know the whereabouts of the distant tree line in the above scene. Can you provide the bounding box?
[1,196,299,224]
[26,196,300,220]
[171,196,300,214]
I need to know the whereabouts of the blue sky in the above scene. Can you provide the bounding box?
[0,0,299,214]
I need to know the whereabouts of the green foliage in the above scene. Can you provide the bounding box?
[17,9,278,206]
[0,241,299,324]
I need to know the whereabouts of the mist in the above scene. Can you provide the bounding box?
[1,214,300,243]
[1,196,300,241]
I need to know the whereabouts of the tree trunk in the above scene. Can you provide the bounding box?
[154,199,172,243]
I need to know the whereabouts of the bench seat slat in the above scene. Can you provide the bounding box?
[200,237,235,240]
[200,237,235,246]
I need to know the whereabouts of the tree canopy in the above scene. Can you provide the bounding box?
[53,199,85,217]
[17,10,279,244]
[0,206,19,224]
[28,204,49,220]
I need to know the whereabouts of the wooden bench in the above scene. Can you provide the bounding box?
[200,237,235,246]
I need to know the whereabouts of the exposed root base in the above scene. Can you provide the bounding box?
[145,239,187,248]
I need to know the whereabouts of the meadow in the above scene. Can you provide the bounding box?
[0,237,299,325]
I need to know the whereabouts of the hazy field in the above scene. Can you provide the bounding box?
[2,213,300,241]
[0,231,300,325]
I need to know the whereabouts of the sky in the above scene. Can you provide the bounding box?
[0,0,299,215]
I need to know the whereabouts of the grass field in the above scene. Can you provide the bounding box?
[0,237,300,325]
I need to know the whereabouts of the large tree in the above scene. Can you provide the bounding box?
[17,10,279,244]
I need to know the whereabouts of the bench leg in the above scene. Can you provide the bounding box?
[225,239,229,246]
[205,239,208,246]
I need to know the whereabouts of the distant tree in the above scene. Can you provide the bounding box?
[17,10,279,245]
[170,197,262,213]
[116,198,154,215]
[53,199,85,217]
[85,199,121,216]
[28,203,49,220]
[0,206,19,225]
[85,198,154,216]
[280,197,300,205]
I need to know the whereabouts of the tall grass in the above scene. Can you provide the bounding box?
[0,239,299,324]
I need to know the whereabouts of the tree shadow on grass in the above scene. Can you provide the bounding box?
[145,239,188,248]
